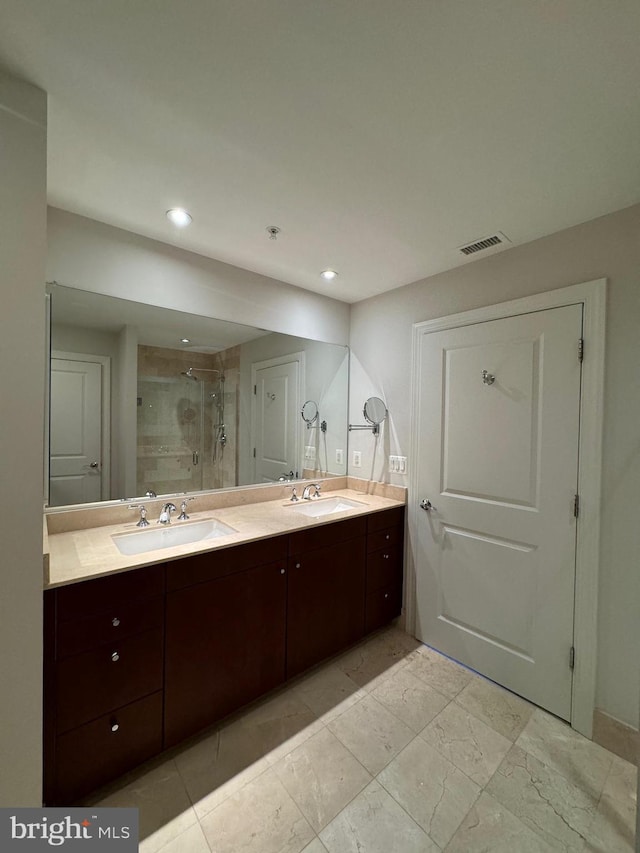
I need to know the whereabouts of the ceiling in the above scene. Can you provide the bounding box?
[1,1,639,304]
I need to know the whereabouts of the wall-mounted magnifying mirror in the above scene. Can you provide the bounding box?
[349,396,388,436]
[301,400,327,433]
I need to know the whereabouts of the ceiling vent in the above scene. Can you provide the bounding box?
[458,231,510,256]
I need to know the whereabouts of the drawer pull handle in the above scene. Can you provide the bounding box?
[110,721,120,733]
[111,651,120,662]
[385,534,390,540]
[112,617,121,627]
[384,593,389,599]
[295,562,301,569]
[280,568,285,575]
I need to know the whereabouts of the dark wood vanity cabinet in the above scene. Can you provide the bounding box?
[44,508,404,804]
[164,536,288,747]
[44,566,165,805]
[287,516,367,678]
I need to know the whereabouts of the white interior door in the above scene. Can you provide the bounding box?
[414,304,582,720]
[252,358,301,482]
[50,356,104,505]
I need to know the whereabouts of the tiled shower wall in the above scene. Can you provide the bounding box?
[136,345,239,495]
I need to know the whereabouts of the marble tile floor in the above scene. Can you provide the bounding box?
[87,626,637,852]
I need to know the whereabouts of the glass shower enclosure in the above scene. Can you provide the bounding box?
[136,371,231,496]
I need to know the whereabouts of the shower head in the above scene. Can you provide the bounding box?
[181,366,222,381]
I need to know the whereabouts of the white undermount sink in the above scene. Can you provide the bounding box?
[112,518,237,556]
[288,496,366,518]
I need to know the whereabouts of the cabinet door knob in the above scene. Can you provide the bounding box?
[385,534,390,540]
[280,568,285,575]
[384,593,389,599]
[111,651,120,662]
[295,562,301,569]
[110,721,120,733]
[383,553,389,559]
[112,617,120,627]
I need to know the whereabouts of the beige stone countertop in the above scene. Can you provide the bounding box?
[45,488,405,589]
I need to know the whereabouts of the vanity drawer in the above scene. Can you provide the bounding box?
[366,545,402,592]
[365,583,402,634]
[289,516,366,556]
[366,507,405,534]
[56,565,164,622]
[367,525,403,553]
[166,535,288,591]
[55,628,164,733]
[56,596,164,659]
[53,690,163,805]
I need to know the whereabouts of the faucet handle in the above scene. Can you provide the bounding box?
[178,497,194,520]
[288,487,299,502]
[313,483,322,498]
[129,504,150,527]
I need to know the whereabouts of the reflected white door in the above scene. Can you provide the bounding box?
[414,304,582,720]
[253,359,300,482]
[50,357,104,505]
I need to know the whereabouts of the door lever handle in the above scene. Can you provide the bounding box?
[419,499,436,512]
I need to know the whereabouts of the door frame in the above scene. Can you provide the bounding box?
[408,279,606,738]
[250,352,305,481]
[50,350,112,501]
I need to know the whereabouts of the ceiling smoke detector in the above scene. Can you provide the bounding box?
[458,231,511,256]
[266,226,281,240]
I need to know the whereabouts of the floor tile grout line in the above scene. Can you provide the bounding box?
[373,746,483,852]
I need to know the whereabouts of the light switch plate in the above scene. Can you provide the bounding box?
[336,449,344,465]
[352,450,362,468]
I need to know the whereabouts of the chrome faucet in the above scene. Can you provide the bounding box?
[301,483,322,500]
[129,504,150,527]
[158,502,177,524]
[178,498,194,520]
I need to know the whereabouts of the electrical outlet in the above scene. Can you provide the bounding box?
[304,445,316,461]
[352,450,362,468]
[335,449,344,465]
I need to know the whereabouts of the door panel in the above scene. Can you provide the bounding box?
[50,357,103,505]
[253,359,299,482]
[415,304,582,720]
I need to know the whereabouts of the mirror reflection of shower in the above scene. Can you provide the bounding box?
[181,367,228,465]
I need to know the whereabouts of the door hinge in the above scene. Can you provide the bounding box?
[573,494,580,518]
[578,338,584,362]
[254,384,257,395]
[253,447,256,458]
[569,646,575,669]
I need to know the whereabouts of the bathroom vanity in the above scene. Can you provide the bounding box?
[43,487,404,804]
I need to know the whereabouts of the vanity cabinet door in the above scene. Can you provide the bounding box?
[286,534,366,679]
[164,560,287,747]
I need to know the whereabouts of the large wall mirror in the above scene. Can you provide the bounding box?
[47,284,349,508]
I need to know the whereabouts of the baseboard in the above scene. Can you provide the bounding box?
[592,708,638,764]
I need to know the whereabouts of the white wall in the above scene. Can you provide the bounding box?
[47,208,350,346]
[349,203,640,729]
[0,71,47,805]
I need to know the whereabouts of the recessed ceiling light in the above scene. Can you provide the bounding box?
[320,269,338,281]
[166,208,192,227]
[180,338,191,344]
